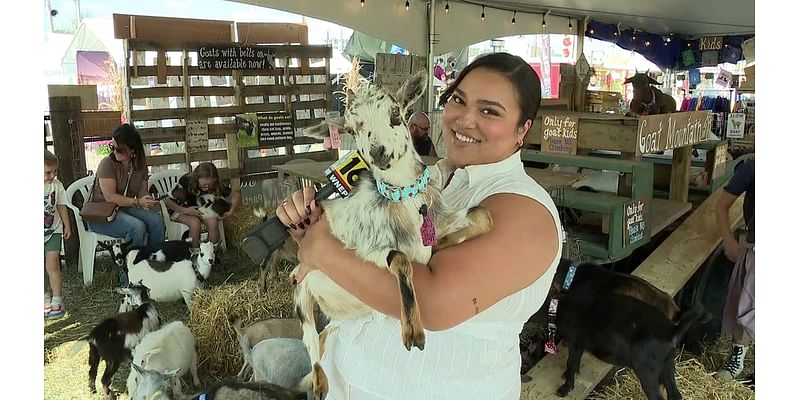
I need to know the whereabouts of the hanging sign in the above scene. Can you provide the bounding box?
[726,113,746,139]
[712,142,728,179]
[257,111,295,146]
[699,36,723,51]
[186,116,208,153]
[715,68,733,87]
[542,114,579,155]
[623,199,648,246]
[636,111,712,155]
[198,45,276,70]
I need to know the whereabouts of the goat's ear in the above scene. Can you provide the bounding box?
[302,117,349,139]
[131,362,145,375]
[648,76,662,86]
[114,287,128,295]
[396,69,427,111]
[623,76,633,84]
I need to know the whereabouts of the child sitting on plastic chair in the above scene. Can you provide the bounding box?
[163,162,241,253]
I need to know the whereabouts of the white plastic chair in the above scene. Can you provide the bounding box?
[148,169,226,250]
[64,176,124,286]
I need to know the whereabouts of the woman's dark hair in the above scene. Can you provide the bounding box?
[438,52,542,127]
[112,123,147,170]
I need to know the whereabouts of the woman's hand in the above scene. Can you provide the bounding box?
[139,195,160,208]
[275,186,323,240]
[293,216,341,284]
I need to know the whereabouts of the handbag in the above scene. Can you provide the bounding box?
[80,167,133,224]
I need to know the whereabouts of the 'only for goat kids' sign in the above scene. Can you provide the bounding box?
[541,114,579,155]
[198,45,276,70]
[623,199,648,246]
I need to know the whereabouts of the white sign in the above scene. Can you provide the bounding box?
[726,113,746,139]
[186,116,209,153]
[716,69,733,87]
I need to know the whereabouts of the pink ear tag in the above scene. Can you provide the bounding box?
[419,205,437,247]
[544,339,558,355]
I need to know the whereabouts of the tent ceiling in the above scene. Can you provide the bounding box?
[228,0,754,55]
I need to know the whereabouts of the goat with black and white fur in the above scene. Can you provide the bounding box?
[71,284,160,396]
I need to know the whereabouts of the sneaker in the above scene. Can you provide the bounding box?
[47,304,65,320]
[715,345,748,382]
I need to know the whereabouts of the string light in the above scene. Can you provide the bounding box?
[360,0,364,7]
[541,14,546,28]
[512,11,516,26]
[568,18,572,31]
[481,5,485,21]
[405,0,409,11]
[645,40,650,46]
[444,0,449,13]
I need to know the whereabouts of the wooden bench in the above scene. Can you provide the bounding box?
[520,184,745,399]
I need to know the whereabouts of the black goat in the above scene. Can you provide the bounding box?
[71,285,160,395]
[552,261,706,399]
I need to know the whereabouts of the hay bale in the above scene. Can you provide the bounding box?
[223,205,264,256]
[188,275,295,379]
[589,357,755,400]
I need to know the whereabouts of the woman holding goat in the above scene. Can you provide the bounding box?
[277,53,563,399]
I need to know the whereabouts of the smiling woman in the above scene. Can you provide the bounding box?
[277,52,563,400]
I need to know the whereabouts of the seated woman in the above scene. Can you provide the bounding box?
[163,161,241,252]
[88,124,165,250]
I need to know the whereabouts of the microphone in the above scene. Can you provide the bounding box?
[240,151,369,264]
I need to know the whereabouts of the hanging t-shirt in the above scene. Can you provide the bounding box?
[44,178,68,242]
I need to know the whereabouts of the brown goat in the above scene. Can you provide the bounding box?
[625,72,677,116]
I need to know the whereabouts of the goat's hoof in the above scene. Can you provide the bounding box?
[556,383,572,397]
[521,375,532,383]
[88,386,96,394]
[312,364,329,400]
[402,328,426,351]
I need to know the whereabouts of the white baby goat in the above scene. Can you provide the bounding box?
[126,320,201,399]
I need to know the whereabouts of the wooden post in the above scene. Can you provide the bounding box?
[669,146,692,202]
[49,96,85,267]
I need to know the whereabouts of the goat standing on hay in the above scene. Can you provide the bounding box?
[550,261,707,399]
[625,71,677,116]
[276,68,494,399]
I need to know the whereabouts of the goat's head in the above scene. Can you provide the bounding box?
[303,69,428,177]
[115,281,151,307]
[110,241,132,268]
[197,241,215,266]
[624,72,661,101]
[129,362,177,400]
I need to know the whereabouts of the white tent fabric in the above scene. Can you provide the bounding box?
[229,0,754,55]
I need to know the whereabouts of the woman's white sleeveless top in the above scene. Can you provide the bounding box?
[321,151,564,400]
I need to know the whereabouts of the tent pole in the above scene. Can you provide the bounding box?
[428,0,437,112]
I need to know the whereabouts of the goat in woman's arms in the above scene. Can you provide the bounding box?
[290,69,493,399]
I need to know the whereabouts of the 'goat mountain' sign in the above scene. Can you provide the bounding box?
[636,111,712,156]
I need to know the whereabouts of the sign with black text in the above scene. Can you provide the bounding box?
[623,199,648,246]
[541,114,579,155]
[198,45,276,70]
[712,142,728,179]
[726,113,746,139]
[186,116,208,153]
